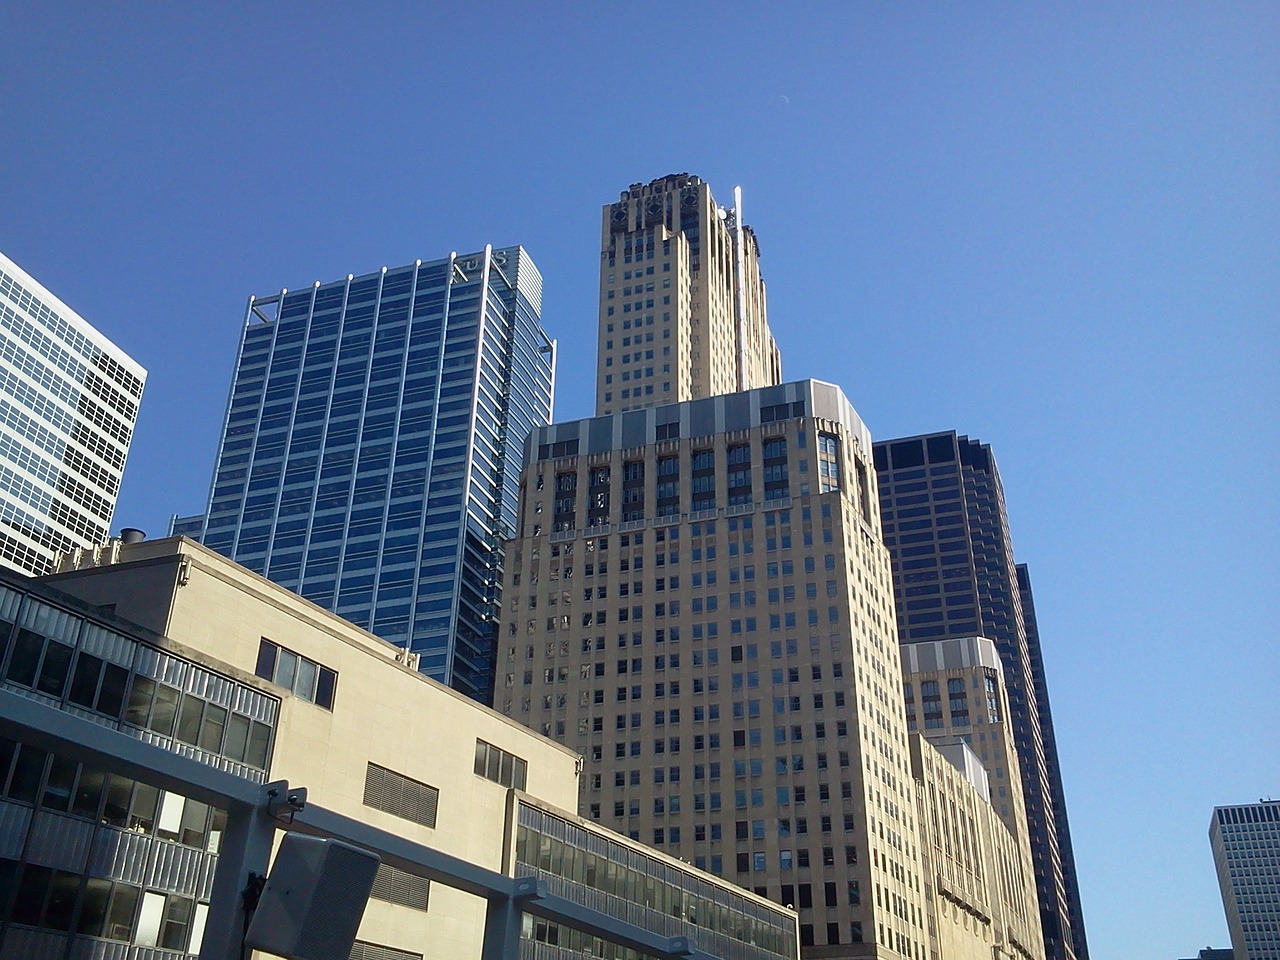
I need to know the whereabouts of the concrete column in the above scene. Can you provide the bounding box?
[199,782,283,960]
[480,891,524,960]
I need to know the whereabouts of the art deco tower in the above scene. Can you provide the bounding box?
[499,381,933,956]
[497,178,1046,959]
[596,173,782,415]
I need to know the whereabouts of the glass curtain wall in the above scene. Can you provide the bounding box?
[201,248,553,703]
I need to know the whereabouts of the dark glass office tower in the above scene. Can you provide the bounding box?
[1019,563,1089,960]
[199,246,555,703]
[873,432,1088,960]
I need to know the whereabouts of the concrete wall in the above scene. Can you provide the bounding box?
[45,537,583,959]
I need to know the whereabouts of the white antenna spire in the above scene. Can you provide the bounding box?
[733,186,749,392]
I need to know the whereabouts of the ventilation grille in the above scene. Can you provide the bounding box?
[371,862,431,911]
[349,940,423,960]
[364,762,439,829]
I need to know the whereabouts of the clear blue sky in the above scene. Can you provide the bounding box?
[2,4,1275,956]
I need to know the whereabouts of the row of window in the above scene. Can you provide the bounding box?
[522,553,836,595]
[517,650,846,705]
[0,456,106,545]
[529,595,843,634]
[516,802,796,958]
[0,392,122,496]
[0,268,143,398]
[473,739,528,790]
[612,787,862,823]
[732,811,858,836]
[0,736,225,849]
[0,527,63,578]
[0,314,137,446]
[254,638,338,710]
[0,302,139,422]
[593,693,846,730]
[0,859,206,951]
[0,427,113,520]
[524,510,809,554]
[708,746,808,795]
[1217,804,1280,824]
[537,430,802,472]
[0,365,128,470]
[570,716,855,762]
[1,613,274,772]
[734,847,860,873]
[534,635,838,671]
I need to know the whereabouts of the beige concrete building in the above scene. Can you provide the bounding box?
[21,537,797,960]
[497,377,1047,960]
[910,736,1043,960]
[900,638,1030,845]
[498,380,933,958]
[596,174,782,415]
[899,638,1043,960]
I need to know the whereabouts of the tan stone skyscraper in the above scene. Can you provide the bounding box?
[596,174,782,415]
[495,177,1046,960]
[498,381,935,956]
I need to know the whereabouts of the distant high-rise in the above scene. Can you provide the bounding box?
[198,247,554,703]
[874,431,1088,960]
[1020,562,1089,957]
[595,173,781,415]
[0,252,145,576]
[1211,801,1280,960]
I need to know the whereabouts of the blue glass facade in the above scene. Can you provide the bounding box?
[168,513,205,539]
[200,247,554,703]
[0,253,145,577]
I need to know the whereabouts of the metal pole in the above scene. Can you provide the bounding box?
[480,890,525,960]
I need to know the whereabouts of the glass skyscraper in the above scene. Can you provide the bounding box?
[197,246,554,703]
[0,252,145,577]
[874,431,1088,960]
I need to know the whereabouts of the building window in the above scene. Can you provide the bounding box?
[134,890,200,951]
[473,739,528,790]
[123,677,272,769]
[255,639,337,710]
[818,433,841,493]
